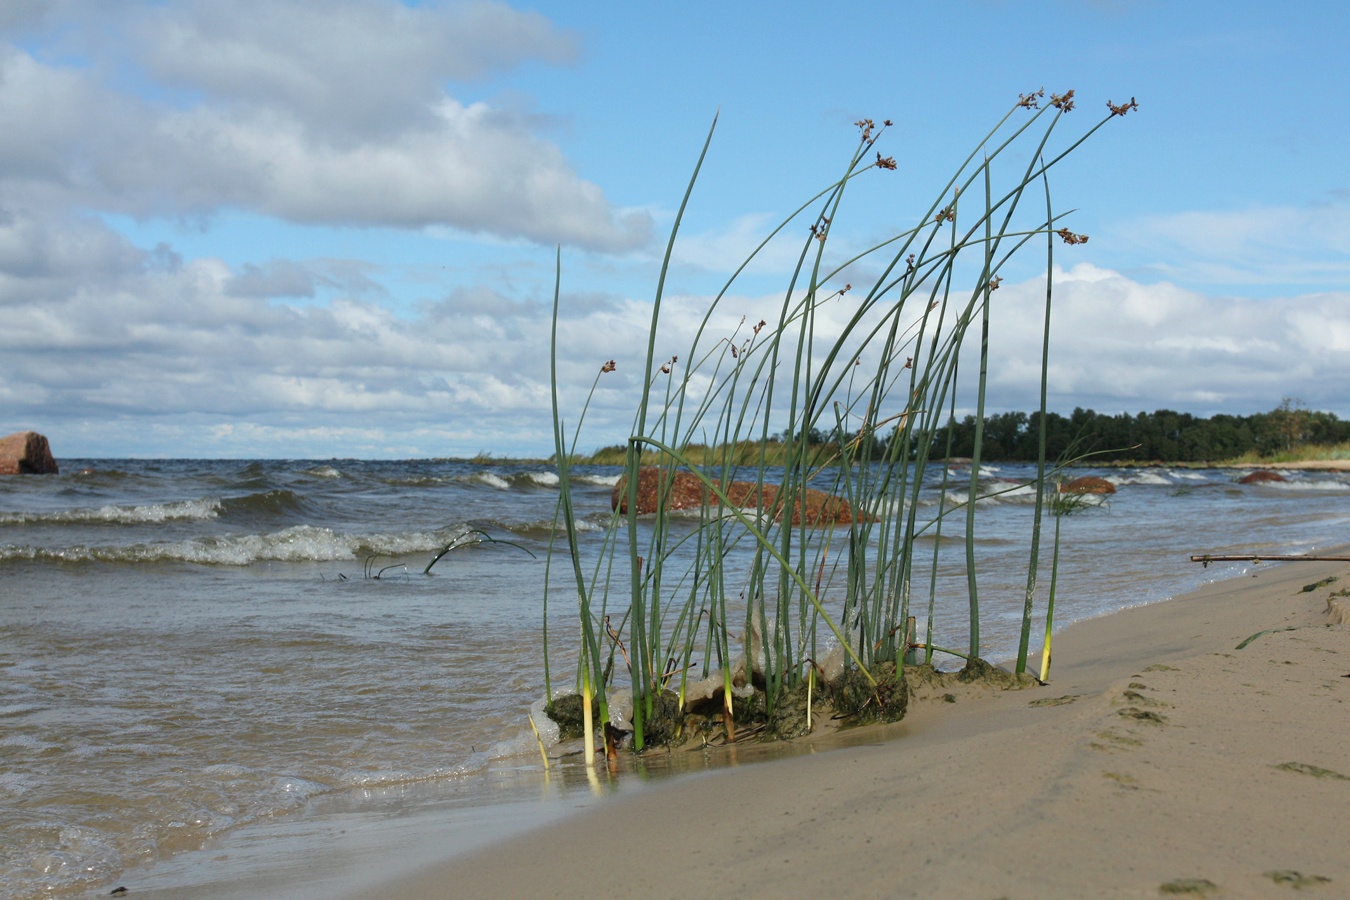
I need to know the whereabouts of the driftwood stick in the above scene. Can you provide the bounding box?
[1190,554,1350,567]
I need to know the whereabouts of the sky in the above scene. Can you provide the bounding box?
[1,0,1347,459]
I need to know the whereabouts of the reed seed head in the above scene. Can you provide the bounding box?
[1055,227,1089,245]
[875,152,897,170]
[1107,97,1139,117]
[600,359,616,373]
[1050,89,1076,112]
[1018,88,1045,109]
[989,275,1003,291]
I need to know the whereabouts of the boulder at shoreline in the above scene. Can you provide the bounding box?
[0,431,60,475]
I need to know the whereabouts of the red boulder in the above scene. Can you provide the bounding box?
[0,431,59,475]
[1238,470,1287,484]
[612,467,860,525]
[1059,475,1116,495]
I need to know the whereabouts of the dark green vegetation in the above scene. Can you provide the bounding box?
[937,400,1350,464]
[571,400,1350,467]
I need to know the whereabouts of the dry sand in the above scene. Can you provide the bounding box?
[359,556,1350,900]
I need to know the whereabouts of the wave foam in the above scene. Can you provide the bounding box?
[0,498,222,526]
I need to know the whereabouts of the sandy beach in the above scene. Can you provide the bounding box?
[352,554,1350,900]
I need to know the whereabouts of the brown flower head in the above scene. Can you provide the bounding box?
[1107,97,1139,117]
[1050,90,1076,112]
[1018,88,1045,109]
[988,275,1003,291]
[1055,227,1089,245]
[600,359,617,373]
[875,152,897,170]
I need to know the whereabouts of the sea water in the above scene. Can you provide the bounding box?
[2,458,1347,897]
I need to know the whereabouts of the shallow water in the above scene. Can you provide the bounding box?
[2,458,1347,897]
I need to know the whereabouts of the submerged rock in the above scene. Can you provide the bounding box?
[0,430,59,475]
[1238,470,1286,484]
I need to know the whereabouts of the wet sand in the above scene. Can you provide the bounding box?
[359,555,1350,899]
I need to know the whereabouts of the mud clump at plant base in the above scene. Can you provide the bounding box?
[545,693,601,740]
[956,657,1040,689]
[905,661,1039,705]
[766,680,822,739]
[635,690,685,747]
[549,660,1041,753]
[829,661,908,727]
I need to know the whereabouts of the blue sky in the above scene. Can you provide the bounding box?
[1,0,1346,458]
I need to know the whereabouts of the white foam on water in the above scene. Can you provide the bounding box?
[1109,471,1172,486]
[0,703,44,718]
[474,472,512,490]
[0,498,222,526]
[1266,478,1350,493]
[575,472,622,486]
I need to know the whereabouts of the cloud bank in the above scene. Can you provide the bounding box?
[1,200,1344,458]
[2,2,1345,458]
[0,0,650,249]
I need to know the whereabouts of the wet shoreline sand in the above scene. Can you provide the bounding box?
[361,554,1350,899]
[113,551,1350,900]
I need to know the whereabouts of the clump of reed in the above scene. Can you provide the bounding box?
[545,91,1137,760]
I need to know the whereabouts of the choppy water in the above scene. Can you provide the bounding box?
[2,458,1347,897]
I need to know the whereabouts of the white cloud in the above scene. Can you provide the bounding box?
[1108,197,1350,290]
[1,210,1345,457]
[979,263,1350,415]
[0,4,650,251]
[0,207,659,453]
[129,0,579,136]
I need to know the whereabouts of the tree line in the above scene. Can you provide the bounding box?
[788,400,1350,463]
